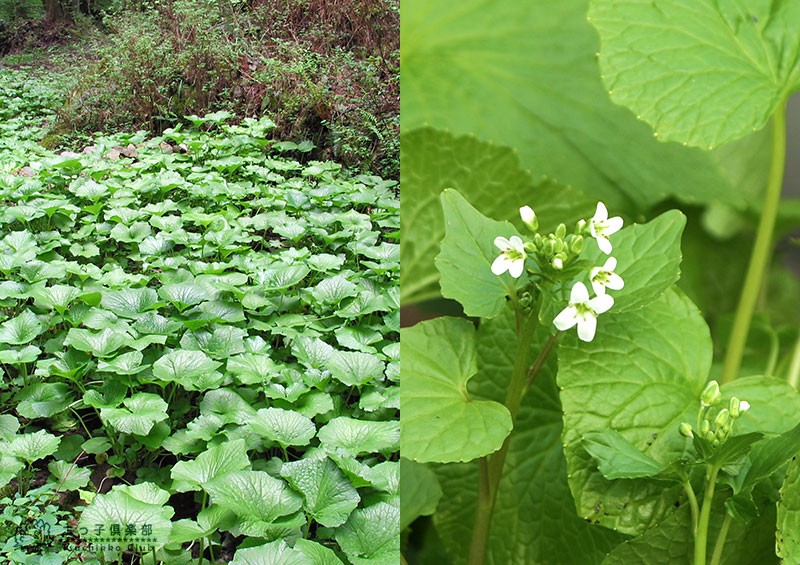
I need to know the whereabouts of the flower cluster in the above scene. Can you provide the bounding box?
[679,380,750,447]
[491,201,624,342]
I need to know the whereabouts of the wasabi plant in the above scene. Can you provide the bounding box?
[401,0,800,563]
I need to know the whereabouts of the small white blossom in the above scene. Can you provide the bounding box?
[520,205,538,231]
[590,257,625,295]
[491,236,526,278]
[553,281,614,342]
[589,202,623,254]
[740,400,750,412]
[552,257,563,270]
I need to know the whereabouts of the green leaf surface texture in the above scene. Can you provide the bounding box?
[435,189,521,318]
[589,0,800,148]
[432,309,627,564]
[558,288,711,534]
[401,0,769,209]
[400,128,594,304]
[400,316,512,463]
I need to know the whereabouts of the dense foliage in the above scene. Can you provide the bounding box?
[0,67,399,564]
[401,1,800,564]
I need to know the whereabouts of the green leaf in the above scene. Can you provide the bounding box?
[230,540,308,565]
[335,502,400,565]
[0,344,40,364]
[64,328,130,357]
[170,438,250,493]
[401,0,764,209]
[400,128,594,304]
[432,309,625,563]
[203,470,303,525]
[100,393,169,436]
[280,457,360,527]
[778,456,800,562]
[582,430,668,480]
[589,0,800,148]
[559,288,711,534]
[8,430,61,463]
[0,456,25,489]
[328,350,385,387]
[435,189,521,318]
[97,350,148,376]
[399,458,442,530]
[15,383,73,419]
[0,310,43,345]
[152,349,224,390]
[80,483,174,548]
[579,210,686,312]
[48,460,91,491]
[159,282,209,310]
[101,287,160,318]
[400,316,512,463]
[317,417,399,456]
[248,407,316,447]
[30,284,81,311]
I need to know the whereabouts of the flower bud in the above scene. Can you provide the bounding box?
[679,422,693,438]
[520,205,538,232]
[700,420,711,436]
[533,233,544,248]
[571,235,584,254]
[524,242,537,253]
[555,223,567,240]
[729,397,743,418]
[552,257,563,270]
[543,239,554,255]
[701,380,721,407]
[714,408,730,429]
[576,219,587,233]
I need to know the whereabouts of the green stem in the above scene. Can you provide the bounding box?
[787,332,800,390]
[721,99,787,384]
[683,478,700,534]
[468,312,537,565]
[694,464,721,565]
[709,512,733,565]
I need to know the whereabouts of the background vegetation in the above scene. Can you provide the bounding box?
[0,0,399,179]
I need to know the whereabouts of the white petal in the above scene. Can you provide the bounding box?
[596,236,612,254]
[569,281,590,304]
[590,293,614,314]
[606,273,625,290]
[604,216,624,235]
[739,401,750,412]
[491,255,510,275]
[508,235,525,252]
[520,205,535,224]
[603,257,617,271]
[593,202,608,223]
[591,279,606,295]
[577,314,597,342]
[553,306,579,331]
[508,258,525,278]
[494,236,511,251]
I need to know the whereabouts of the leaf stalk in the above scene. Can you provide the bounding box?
[721,99,787,384]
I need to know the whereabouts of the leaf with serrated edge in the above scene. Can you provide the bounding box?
[280,457,360,527]
[400,128,594,304]
[400,317,512,463]
[402,0,766,210]
[579,210,686,313]
[589,0,800,148]
[435,189,521,318]
[559,288,710,535]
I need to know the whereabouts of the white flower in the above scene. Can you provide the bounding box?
[739,400,750,412]
[590,257,624,295]
[491,236,526,278]
[553,281,614,342]
[520,205,538,231]
[589,202,623,254]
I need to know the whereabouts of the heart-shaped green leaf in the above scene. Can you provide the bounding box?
[589,0,800,148]
[0,310,43,345]
[100,393,169,436]
[400,316,512,463]
[280,457,360,527]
